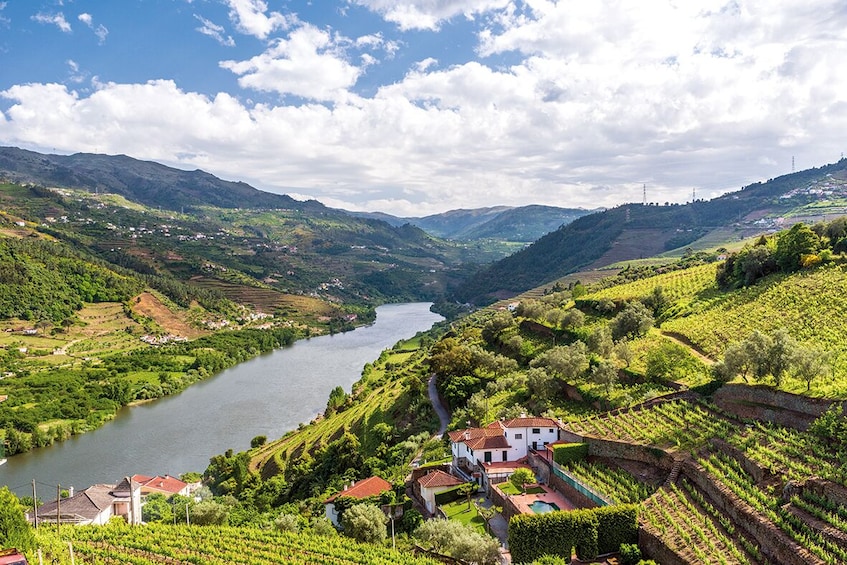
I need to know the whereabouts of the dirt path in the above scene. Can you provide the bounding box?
[661,331,716,365]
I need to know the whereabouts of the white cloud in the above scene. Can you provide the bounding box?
[354,0,510,31]
[220,24,361,102]
[224,0,293,40]
[195,14,235,47]
[66,60,88,84]
[32,12,71,33]
[3,1,847,215]
[77,12,109,44]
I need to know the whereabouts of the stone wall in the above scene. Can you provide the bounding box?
[709,438,768,483]
[489,483,522,521]
[587,438,675,471]
[638,528,689,565]
[681,459,823,565]
[713,384,841,430]
[804,477,847,509]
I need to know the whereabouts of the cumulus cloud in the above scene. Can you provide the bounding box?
[220,24,361,101]
[195,14,235,47]
[3,1,847,215]
[224,0,293,40]
[32,12,71,33]
[354,0,510,31]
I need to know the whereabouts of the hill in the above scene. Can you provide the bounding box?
[352,204,593,243]
[0,146,320,212]
[456,159,847,304]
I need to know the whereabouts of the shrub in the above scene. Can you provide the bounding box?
[619,542,641,565]
[552,443,588,466]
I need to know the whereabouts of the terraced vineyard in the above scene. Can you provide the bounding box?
[699,452,847,564]
[565,398,735,451]
[579,262,718,305]
[565,461,656,504]
[660,264,847,396]
[642,480,760,565]
[37,523,438,565]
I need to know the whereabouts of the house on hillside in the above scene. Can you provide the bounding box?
[28,477,141,526]
[131,474,192,497]
[449,416,562,487]
[416,469,465,514]
[323,476,393,527]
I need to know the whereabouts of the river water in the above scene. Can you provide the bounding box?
[0,303,443,497]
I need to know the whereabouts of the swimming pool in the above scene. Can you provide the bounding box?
[529,500,561,514]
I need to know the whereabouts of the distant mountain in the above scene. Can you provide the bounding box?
[456,159,847,304]
[0,147,323,212]
[350,205,593,242]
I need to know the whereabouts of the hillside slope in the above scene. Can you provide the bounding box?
[456,159,847,304]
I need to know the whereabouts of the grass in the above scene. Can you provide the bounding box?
[496,482,545,496]
[440,499,486,534]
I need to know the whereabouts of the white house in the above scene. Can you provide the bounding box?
[449,416,562,483]
[28,477,141,526]
[416,470,465,514]
[323,476,392,527]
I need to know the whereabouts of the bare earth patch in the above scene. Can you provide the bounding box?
[131,292,207,339]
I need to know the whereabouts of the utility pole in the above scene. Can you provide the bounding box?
[792,156,795,172]
[642,184,646,205]
[56,484,61,535]
[32,480,38,529]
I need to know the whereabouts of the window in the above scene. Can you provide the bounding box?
[484,451,492,463]
[532,428,540,434]
[514,433,523,439]
[549,429,554,433]
[502,451,508,461]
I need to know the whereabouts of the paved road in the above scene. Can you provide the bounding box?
[428,373,451,436]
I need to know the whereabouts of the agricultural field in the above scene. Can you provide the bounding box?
[32,523,438,565]
[565,398,735,452]
[661,264,847,396]
[564,461,656,504]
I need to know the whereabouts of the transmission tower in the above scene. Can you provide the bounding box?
[643,184,646,205]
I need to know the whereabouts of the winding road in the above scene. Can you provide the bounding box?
[428,373,451,436]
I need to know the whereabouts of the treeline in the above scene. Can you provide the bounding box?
[717,218,847,289]
[0,327,299,456]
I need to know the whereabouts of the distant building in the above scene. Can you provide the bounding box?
[131,474,192,497]
[28,477,141,526]
[323,476,392,527]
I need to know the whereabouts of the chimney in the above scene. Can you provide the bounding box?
[464,431,470,440]
[68,486,74,498]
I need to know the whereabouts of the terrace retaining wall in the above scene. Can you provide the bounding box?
[489,484,522,521]
[708,438,768,484]
[681,459,823,565]
[638,528,689,565]
[804,477,847,509]
[713,384,842,431]
[586,438,675,471]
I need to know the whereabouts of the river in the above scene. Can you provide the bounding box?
[0,303,443,497]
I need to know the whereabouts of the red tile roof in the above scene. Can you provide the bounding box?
[324,476,392,503]
[417,470,464,489]
[447,427,504,443]
[465,435,510,450]
[499,417,561,429]
[131,474,188,495]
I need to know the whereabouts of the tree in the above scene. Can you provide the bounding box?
[794,348,831,391]
[325,386,347,414]
[190,500,229,525]
[530,342,588,381]
[142,493,172,523]
[0,486,35,553]
[645,342,693,383]
[590,359,618,394]
[774,223,821,272]
[510,467,536,494]
[250,435,267,448]
[610,302,654,340]
[613,340,633,368]
[526,367,558,405]
[458,482,476,510]
[586,326,613,357]
[341,503,387,544]
[769,329,800,387]
[642,286,669,318]
[415,519,501,565]
[742,330,774,382]
[561,308,585,329]
[274,513,301,532]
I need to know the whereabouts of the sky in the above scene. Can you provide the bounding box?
[0,1,846,216]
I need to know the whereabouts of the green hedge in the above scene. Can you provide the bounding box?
[434,482,475,506]
[552,443,588,466]
[508,504,638,563]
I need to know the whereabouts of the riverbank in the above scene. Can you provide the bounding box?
[1,303,443,496]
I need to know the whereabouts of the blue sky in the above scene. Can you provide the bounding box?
[1,1,846,215]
